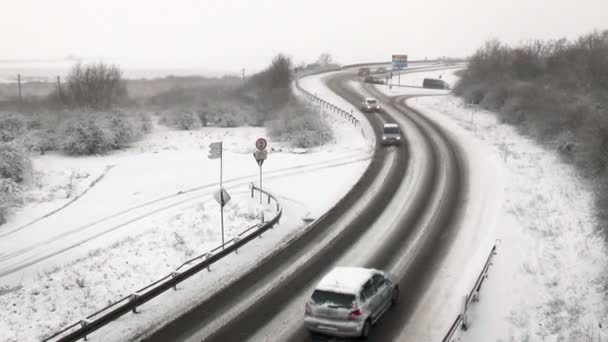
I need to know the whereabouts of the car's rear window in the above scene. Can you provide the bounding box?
[384,126,400,134]
[311,290,355,308]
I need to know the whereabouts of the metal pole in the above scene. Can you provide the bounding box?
[17,74,22,104]
[220,141,224,249]
[259,164,263,204]
[220,200,224,249]
[398,70,401,87]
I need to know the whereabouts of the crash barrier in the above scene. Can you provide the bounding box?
[295,78,360,125]
[43,184,282,342]
[294,78,370,141]
[442,244,498,342]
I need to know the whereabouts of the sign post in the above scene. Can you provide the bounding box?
[208,141,227,248]
[253,138,268,205]
[392,54,408,87]
[213,188,231,249]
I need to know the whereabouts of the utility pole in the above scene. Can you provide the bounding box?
[56,76,62,101]
[242,68,245,80]
[17,74,22,104]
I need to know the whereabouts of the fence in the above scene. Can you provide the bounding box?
[442,244,498,342]
[295,78,362,127]
[43,184,282,342]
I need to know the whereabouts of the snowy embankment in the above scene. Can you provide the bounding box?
[378,68,607,341]
[0,74,373,341]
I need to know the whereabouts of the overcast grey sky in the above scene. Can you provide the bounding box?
[1,0,606,73]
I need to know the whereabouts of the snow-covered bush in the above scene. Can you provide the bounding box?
[60,116,115,155]
[20,129,57,153]
[268,102,333,148]
[59,111,145,155]
[103,112,139,149]
[0,113,26,142]
[159,109,200,130]
[0,178,22,225]
[0,142,32,183]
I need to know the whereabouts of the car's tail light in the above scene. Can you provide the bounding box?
[305,303,312,315]
[348,308,362,320]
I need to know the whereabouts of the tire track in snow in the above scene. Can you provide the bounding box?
[0,152,370,278]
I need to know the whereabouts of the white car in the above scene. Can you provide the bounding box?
[360,97,381,113]
[304,267,399,339]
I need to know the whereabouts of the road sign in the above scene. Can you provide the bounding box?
[392,54,408,70]
[208,141,222,159]
[255,137,268,150]
[253,149,268,166]
[213,187,231,207]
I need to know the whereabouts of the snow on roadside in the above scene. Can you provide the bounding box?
[0,73,372,341]
[406,73,607,341]
[0,194,277,342]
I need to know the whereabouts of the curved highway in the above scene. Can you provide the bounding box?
[143,66,467,341]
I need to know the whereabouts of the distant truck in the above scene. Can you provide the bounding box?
[422,78,450,89]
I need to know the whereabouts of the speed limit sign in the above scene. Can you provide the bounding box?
[255,138,268,150]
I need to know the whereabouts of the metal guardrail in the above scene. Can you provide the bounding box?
[442,244,498,342]
[294,78,363,129]
[43,184,282,342]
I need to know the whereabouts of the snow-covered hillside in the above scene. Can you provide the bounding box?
[382,68,608,341]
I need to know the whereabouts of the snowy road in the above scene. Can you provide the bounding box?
[142,65,473,342]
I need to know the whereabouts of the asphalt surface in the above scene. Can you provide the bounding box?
[142,67,467,342]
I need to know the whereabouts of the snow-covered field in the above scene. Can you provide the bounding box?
[386,68,608,341]
[0,79,373,341]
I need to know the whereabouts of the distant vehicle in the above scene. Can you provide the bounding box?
[375,67,387,73]
[364,75,386,85]
[422,78,450,89]
[358,67,371,76]
[382,123,401,146]
[360,97,381,112]
[304,267,399,339]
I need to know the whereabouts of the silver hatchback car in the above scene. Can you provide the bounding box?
[304,267,399,339]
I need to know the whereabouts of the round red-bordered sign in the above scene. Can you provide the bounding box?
[255,138,267,150]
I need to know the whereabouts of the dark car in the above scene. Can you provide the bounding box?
[375,67,387,74]
[358,68,371,76]
[364,76,386,85]
[422,78,450,89]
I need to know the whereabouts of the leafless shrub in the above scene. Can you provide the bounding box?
[75,277,86,289]
[267,101,333,148]
[159,109,200,130]
[57,62,127,110]
[457,29,608,237]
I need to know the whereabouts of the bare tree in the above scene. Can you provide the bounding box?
[64,62,127,109]
[317,53,334,66]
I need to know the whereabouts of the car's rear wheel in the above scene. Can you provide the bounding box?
[391,287,400,308]
[360,320,371,340]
